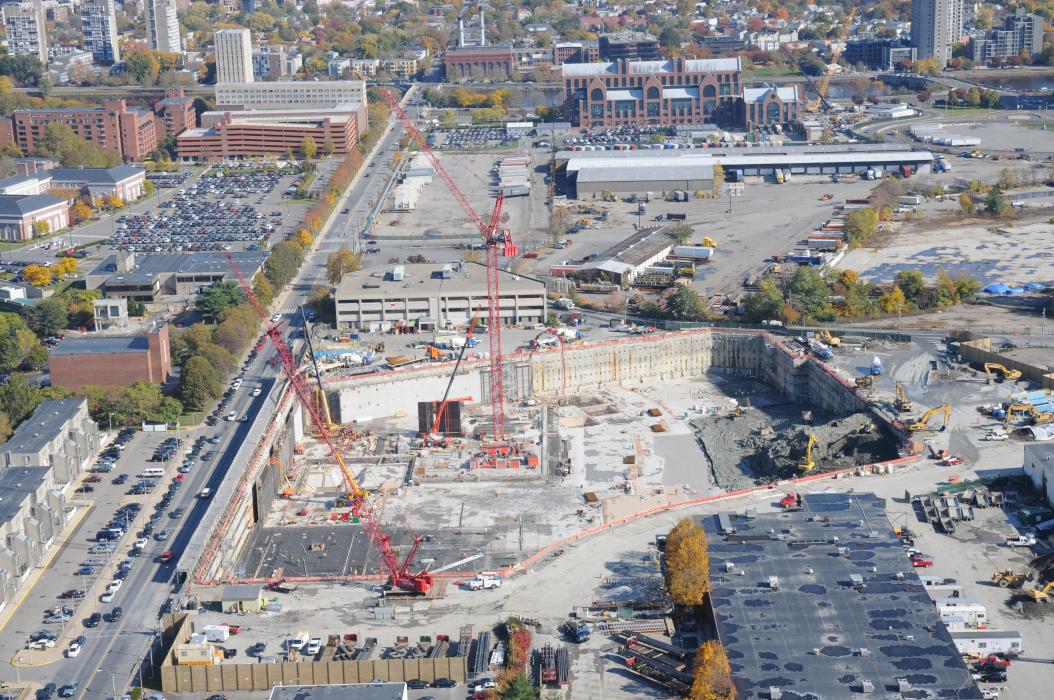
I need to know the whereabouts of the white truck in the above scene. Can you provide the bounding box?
[1006,534,1037,547]
[553,297,575,311]
[469,573,502,590]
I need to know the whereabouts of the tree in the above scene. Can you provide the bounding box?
[670,224,694,245]
[498,672,539,700]
[664,517,710,605]
[878,286,908,314]
[844,207,879,247]
[35,123,121,168]
[179,355,223,411]
[894,270,925,304]
[296,228,314,247]
[958,192,975,214]
[28,296,68,335]
[744,279,784,322]
[301,136,318,160]
[984,188,1009,216]
[24,264,53,287]
[71,201,93,222]
[326,246,364,284]
[0,375,41,424]
[54,257,78,279]
[33,220,50,237]
[104,195,124,210]
[689,641,735,700]
[0,411,11,443]
[195,281,245,322]
[663,286,708,321]
[127,299,147,317]
[252,274,274,307]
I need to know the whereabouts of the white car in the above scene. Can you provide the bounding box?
[225,411,237,421]
[29,639,55,650]
[984,431,1009,442]
[251,388,262,397]
[107,580,123,593]
[100,591,115,603]
[270,313,282,322]
[67,642,81,658]
[135,538,149,549]
[1011,200,1024,207]
[305,638,322,655]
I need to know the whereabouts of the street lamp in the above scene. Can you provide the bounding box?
[96,668,118,700]
[107,412,115,432]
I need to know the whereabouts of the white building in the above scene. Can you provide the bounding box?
[215,28,254,84]
[2,0,46,63]
[80,0,119,65]
[214,80,367,109]
[144,0,182,54]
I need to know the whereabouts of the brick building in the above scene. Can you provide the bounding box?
[553,41,599,65]
[49,165,146,202]
[0,193,68,241]
[563,58,743,129]
[2,100,155,161]
[598,32,660,61]
[48,324,172,391]
[742,85,800,130]
[153,88,196,140]
[444,45,516,82]
[176,105,363,161]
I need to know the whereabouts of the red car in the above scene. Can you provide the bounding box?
[911,557,934,567]
[84,475,103,483]
[220,624,241,634]
[159,551,174,564]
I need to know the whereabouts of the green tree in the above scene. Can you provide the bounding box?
[662,285,708,321]
[984,188,1009,216]
[743,279,784,322]
[879,286,908,314]
[35,123,121,168]
[325,246,364,284]
[195,281,245,322]
[0,411,11,443]
[669,224,694,245]
[894,270,925,304]
[28,296,68,336]
[301,135,318,160]
[0,375,41,424]
[253,274,274,307]
[958,192,975,215]
[0,334,20,371]
[844,207,879,247]
[179,355,223,411]
[498,672,539,700]
[127,299,147,317]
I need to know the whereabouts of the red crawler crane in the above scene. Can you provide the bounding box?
[381,89,515,442]
[225,252,433,594]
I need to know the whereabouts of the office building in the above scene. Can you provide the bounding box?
[144,0,182,54]
[177,106,363,161]
[81,0,120,65]
[48,165,146,201]
[85,251,268,302]
[844,38,918,70]
[562,58,743,129]
[48,325,173,390]
[334,262,546,330]
[553,41,599,65]
[0,193,67,241]
[971,9,1044,65]
[1,101,158,161]
[215,28,254,84]
[2,0,47,63]
[153,87,196,138]
[598,32,660,61]
[252,44,294,79]
[742,85,800,131]
[911,0,962,66]
[214,80,366,108]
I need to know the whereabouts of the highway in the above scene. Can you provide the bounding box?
[1,94,410,698]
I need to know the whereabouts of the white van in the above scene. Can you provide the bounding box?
[198,488,212,499]
[139,468,165,479]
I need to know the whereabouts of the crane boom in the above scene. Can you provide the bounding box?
[381,88,511,441]
[225,253,432,593]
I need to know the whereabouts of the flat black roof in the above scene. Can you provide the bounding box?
[703,493,982,699]
[0,467,49,523]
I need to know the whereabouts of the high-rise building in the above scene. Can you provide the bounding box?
[81,0,120,65]
[911,0,962,67]
[144,0,182,54]
[215,28,254,84]
[971,9,1045,66]
[2,0,47,64]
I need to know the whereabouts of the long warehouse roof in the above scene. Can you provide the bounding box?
[576,163,715,183]
[562,149,933,175]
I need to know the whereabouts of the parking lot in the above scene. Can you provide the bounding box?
[110,165,300,253]
[430,127,517,150]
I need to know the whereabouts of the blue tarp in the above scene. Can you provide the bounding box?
[1005,287,1026,295]
[983,283,1010,294]
[1024,283,1046,291]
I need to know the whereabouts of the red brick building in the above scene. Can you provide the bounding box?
[153,88,196,143]
[563,58,743,129]
[176,105,363,161]
[742,86,801,130]
[48,324,172,392]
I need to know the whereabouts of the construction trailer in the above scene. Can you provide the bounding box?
[949,630,1023,657]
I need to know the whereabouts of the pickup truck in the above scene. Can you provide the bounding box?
[468,574,501,590]
[1006,535,1037,547]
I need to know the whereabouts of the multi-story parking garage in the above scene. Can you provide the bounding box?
[555,144,935,197]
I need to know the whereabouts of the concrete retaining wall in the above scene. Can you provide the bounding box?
[960,338,1054,390]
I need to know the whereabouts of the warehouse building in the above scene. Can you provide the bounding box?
[702,493,981,697]
[557,144,934,197]
[561,226,677,286]
[85,251,268,302]
[334,262,546,331]
[48,324,172,391]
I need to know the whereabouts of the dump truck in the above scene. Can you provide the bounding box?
[562,622,591,643]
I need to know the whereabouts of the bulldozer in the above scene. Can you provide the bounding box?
[1028,581,1054,602]
[991,568,1033,589]
[894,382,912,413]
[815,329,841,348]
[984,363,1023,383]
[701,236,718,248]
[855,375,873,389]
[907,403,952,433]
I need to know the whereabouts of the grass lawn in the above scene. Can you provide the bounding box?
[746,66,803,78]
[934,106,999,116]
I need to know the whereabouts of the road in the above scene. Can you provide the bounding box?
[0,94,413,699]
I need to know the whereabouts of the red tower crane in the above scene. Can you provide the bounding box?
[381,89,513,442]
[225,253,433,594]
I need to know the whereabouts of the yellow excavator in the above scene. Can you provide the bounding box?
[798,434,818,472]
[907,403,952,433]
[1028,581,1054,602]
[894,382,912,413]
[855,375,873,389]
[701,236,718,248]
[985,363,1023,383]
[815,329,841,348]
[1004,403,1054,427]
